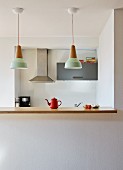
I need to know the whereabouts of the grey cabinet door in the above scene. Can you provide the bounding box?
[57,63,98,80]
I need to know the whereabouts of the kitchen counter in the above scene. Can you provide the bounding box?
[0,107,117,114]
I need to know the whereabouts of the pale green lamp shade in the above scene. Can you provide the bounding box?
[65,45,82,69]
[10,58,27,69]
[65,58,82,69]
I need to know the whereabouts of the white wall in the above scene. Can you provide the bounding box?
[0,113,123,170]
[0,39,15,107]
[18,49,97,107]
[96,11,114,107]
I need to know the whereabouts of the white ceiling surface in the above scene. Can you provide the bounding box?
[0,0,123,38]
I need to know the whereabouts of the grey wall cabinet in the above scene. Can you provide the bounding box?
[57,63,98,80]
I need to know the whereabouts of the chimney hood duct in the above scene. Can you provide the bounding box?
[29,49,54,83]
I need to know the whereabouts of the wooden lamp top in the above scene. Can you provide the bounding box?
[16,45,23,58]
[70,45,77,58]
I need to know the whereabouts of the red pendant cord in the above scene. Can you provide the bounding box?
[18,14,19,45]
[72,14,74,45]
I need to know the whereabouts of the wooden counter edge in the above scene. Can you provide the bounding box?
[0,107,117,114]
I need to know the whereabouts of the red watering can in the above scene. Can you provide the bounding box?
[45,97,62,109]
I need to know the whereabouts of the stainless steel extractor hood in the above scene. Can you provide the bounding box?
[29,49,54,83]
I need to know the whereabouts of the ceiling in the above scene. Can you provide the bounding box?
[0,0,123,38]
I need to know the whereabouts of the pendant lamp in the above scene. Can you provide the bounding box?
[65,7,82,69]
[10,7,27,69]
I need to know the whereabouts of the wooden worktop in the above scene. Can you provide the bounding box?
[0,107,117,114]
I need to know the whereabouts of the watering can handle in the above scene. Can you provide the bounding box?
[58,100,62,106]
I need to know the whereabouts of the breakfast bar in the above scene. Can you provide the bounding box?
[0,107,117,114]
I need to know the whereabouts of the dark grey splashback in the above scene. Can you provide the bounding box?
[57,63,98,80]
